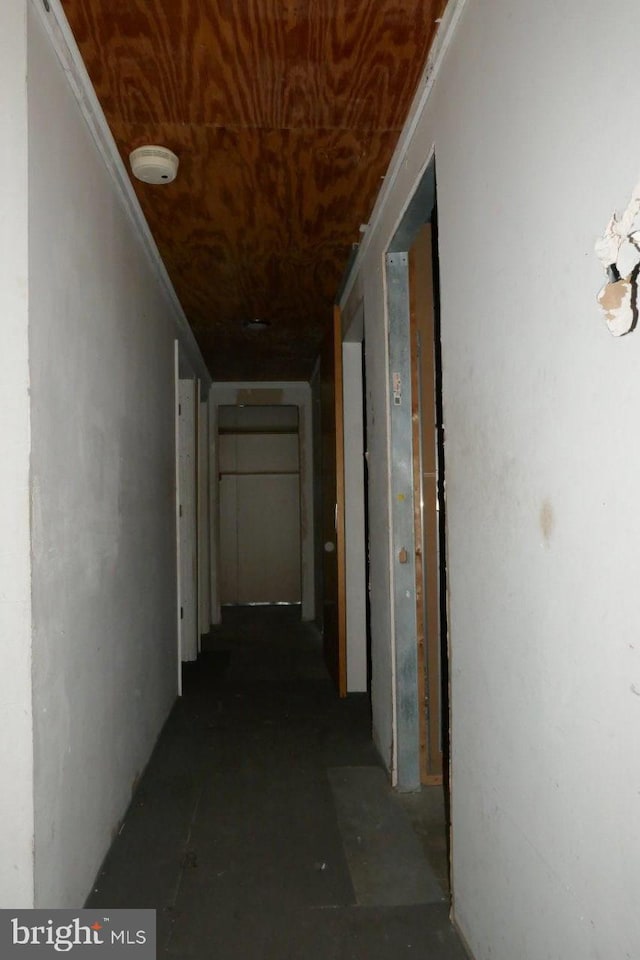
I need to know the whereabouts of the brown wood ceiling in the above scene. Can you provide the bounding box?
[61,0,446,380]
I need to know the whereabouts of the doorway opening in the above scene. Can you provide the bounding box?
[217,404,302,609]
[409,209,449,788]
[385,155,451,882]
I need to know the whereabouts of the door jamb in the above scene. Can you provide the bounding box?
[384,155,438,791]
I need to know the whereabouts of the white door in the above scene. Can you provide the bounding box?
[197,388,211,640]
[178,377,198,661]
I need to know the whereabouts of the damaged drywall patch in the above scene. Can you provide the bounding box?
[596,278,635,336]
[595,178,640,336]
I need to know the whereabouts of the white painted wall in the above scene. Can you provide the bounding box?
[211,383,315,620]
[27,1,210,907]
[0,0,34,908]
[342,343,368,693]
[342,0,640,955]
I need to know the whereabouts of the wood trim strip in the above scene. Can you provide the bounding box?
[337,0,469,311]
[410,224,443,781]
[33,0,211,385]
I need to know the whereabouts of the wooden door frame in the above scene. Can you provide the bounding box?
[384,154,441,791]
[409,225,443,784]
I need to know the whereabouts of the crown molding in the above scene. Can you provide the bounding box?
[338,0,469,310]
[30,0,211,385]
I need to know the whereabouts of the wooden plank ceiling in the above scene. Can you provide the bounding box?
[61,0,446,380]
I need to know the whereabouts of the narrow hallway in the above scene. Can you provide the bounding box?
[87,608,466,958]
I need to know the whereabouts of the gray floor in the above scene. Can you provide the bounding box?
[87,607,467,959]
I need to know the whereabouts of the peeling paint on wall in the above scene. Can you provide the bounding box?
[596,277,635,336]
[595,179,640,336]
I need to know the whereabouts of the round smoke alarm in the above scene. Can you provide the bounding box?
[129,145,179,185]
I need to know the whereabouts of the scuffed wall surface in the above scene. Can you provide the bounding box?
[0,0,34,908]
[344,0,640,955]
[28,4,182,907]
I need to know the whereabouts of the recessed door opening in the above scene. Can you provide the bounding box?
[431,207,451,826]
[218,404,302,610]
[385,156,451,892]
[408,202,451,888]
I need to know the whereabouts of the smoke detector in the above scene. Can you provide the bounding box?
[129,145,179,185]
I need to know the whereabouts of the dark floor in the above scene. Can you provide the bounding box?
[87,607,467,959]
